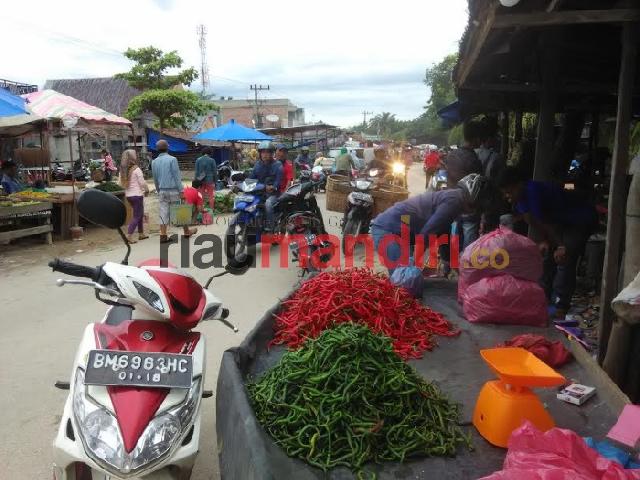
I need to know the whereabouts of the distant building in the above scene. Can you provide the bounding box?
[43,78,217,162]
[215,98,304,129]
[0,78,38,95]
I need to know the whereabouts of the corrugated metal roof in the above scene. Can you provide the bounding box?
[43,77,140,117]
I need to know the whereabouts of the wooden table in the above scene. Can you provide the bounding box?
[50,195,79,240]
[0,202,53,244]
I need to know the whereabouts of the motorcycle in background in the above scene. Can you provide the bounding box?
[51,189,250,480]
[341,168,379,255]
[225,173,268,262]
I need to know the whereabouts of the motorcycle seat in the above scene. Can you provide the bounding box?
[105,305,133,326]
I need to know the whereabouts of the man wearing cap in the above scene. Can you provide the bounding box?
[249,141,283,230]
[295,146,311,170]
[151,139,197,242]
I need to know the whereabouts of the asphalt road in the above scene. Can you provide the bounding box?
[0,162,425,479]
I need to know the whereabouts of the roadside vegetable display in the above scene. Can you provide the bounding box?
[248,324,471,474]
[92,181,123,193]
[271,269,459,359]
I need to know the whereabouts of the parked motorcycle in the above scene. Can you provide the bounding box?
[282,185,331,276]
[341,168,379,255]
[51,189,250,480]
[52,160,90,182]
[217,160,233,190]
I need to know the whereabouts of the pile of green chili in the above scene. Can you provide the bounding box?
[247,324,471,472]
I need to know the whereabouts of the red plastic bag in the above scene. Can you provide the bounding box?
[480,422,640,480]
[497,334,572,367]
[459,227,543,303]
[462,275,548,326]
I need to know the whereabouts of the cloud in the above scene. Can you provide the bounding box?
[0,0,468,127]
[151,0,174,9]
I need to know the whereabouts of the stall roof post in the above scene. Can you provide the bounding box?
[598,23,639,363]
[533,33,560,181]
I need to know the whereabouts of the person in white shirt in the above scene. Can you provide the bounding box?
[121,149,149,243]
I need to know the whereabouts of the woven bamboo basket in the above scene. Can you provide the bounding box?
[326,174,352,213]
[372,184,409,216]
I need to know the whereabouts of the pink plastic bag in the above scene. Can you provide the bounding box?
[201,212,213,225]
[458,227,543,303]
[462,275,548,326]
[480,422,640,480]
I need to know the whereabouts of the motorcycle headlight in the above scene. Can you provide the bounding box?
[245,204,257,212]
[392,162,405,174]
[73,369,127,473]
[73,368,201,476]
[355,180,372,190]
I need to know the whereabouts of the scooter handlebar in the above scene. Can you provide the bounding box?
[48,258,98,280]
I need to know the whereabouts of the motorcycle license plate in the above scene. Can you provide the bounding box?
[85,350,193,389]
[235,194,255,202]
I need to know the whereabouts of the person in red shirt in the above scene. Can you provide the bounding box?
[183,180,205,223]
[423,148,441,189]
[276,144,294,192]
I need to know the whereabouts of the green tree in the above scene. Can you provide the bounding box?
[115,46,198,90]
[116,46,215,132]
[125,89,213,131]
[424,53,458,119]
[369,112,398,138]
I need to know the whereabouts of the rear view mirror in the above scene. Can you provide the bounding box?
[78,189,126,229]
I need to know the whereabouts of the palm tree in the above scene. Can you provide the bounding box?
[369,112,397,138]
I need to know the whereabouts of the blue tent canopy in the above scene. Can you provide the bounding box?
[193,119,272,142]
[437,100,462,126]
[147,129,192,153]
[0,88,29,117]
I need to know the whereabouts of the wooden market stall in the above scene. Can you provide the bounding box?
[21,89,133,240]
[453,0,640,400]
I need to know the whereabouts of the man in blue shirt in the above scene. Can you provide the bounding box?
[195,146,218,210]
[371,174,489,274]
[151,139,196,242]
[294,146,311,170]
[249,141,283,231]
[496,166,597,315]
[1,161,23,194]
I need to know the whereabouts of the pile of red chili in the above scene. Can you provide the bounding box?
[272,269,459,359]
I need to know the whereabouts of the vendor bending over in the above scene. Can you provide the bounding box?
[495,167,597,317]
[370,174,490,274]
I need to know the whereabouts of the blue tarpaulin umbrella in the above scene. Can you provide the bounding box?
[193,119,272,142]
[0,88,29,117]
[437,100,462,126]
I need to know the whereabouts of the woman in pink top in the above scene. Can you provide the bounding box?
[102,149,118,181]
[121,149,149,243]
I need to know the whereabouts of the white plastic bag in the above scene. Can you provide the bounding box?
[612,271,640,324]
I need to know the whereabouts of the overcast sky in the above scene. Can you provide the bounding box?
[1,0,468,127]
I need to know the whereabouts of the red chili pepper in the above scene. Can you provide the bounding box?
[269,269,459,360]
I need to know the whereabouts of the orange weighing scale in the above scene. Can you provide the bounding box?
[473,347,566,448]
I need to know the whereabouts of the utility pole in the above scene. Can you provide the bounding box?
[197,25,210,95]
[361,110,373,128]
[250,84,270,128]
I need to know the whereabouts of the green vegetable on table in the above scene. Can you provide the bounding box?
[93,181,123,192]
[247,324,471,474]
[213,191,235,214]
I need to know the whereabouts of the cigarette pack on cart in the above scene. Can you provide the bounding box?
[557,383,596,406]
